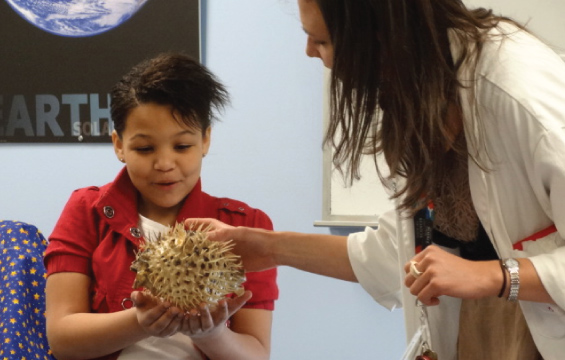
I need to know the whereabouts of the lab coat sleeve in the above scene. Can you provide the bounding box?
[528,129,565,311]
[347,209,402,310]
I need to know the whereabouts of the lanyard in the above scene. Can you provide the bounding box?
[414,201,434,254]
[411,202,440,359]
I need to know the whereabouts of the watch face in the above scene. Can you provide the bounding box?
[505,258,519,268]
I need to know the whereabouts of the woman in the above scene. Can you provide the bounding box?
[188,0,565,359]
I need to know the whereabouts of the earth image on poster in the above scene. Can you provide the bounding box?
[4,0,149,37]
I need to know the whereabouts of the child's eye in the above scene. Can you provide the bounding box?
[135,146,153,153]
[175,144,192,151]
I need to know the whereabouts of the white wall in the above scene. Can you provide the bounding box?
[464,0,565,51]
[1,1,405,359]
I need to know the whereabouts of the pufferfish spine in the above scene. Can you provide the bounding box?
[130,223,245,311]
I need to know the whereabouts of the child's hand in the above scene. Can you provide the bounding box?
[131,291,184,338]
[180,291,252,339]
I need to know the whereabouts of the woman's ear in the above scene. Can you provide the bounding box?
[111,130,125,163]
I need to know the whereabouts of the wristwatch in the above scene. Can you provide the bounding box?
[503,258,520,302]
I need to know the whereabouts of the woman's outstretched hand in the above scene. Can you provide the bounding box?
[185,218,237,242]
[184,218,277,272]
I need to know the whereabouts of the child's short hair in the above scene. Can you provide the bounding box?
[111,53,229,137]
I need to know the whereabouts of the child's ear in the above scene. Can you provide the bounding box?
[112,130,125,162]
[202,126,212,155]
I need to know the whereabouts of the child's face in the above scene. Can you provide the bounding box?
[112,102,210,222]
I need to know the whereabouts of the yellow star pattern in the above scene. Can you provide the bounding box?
[0,221,55,360]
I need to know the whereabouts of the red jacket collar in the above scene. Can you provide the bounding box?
[95,167,211,234]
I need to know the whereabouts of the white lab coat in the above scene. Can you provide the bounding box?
[348,23,565,359]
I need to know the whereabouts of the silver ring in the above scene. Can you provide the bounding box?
[121,297,134,310]
[410,261,423,278]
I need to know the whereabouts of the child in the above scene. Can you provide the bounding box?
[44,53,278,360]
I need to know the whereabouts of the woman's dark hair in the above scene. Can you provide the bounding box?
[316,0,520,214]
[110,53,229,137]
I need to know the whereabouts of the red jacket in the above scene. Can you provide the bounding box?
[45,168,278,359]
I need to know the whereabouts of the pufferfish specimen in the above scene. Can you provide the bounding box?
[130,223,245,311]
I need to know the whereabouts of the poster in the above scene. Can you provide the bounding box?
[0,0,200,143]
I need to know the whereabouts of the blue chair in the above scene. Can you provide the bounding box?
[0,220,55,360]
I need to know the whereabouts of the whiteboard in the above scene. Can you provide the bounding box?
[314,69,394,227]
[315,0,565,227]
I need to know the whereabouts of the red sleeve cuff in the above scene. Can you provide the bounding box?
[45,254,91,277]
[243,300,275,311]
